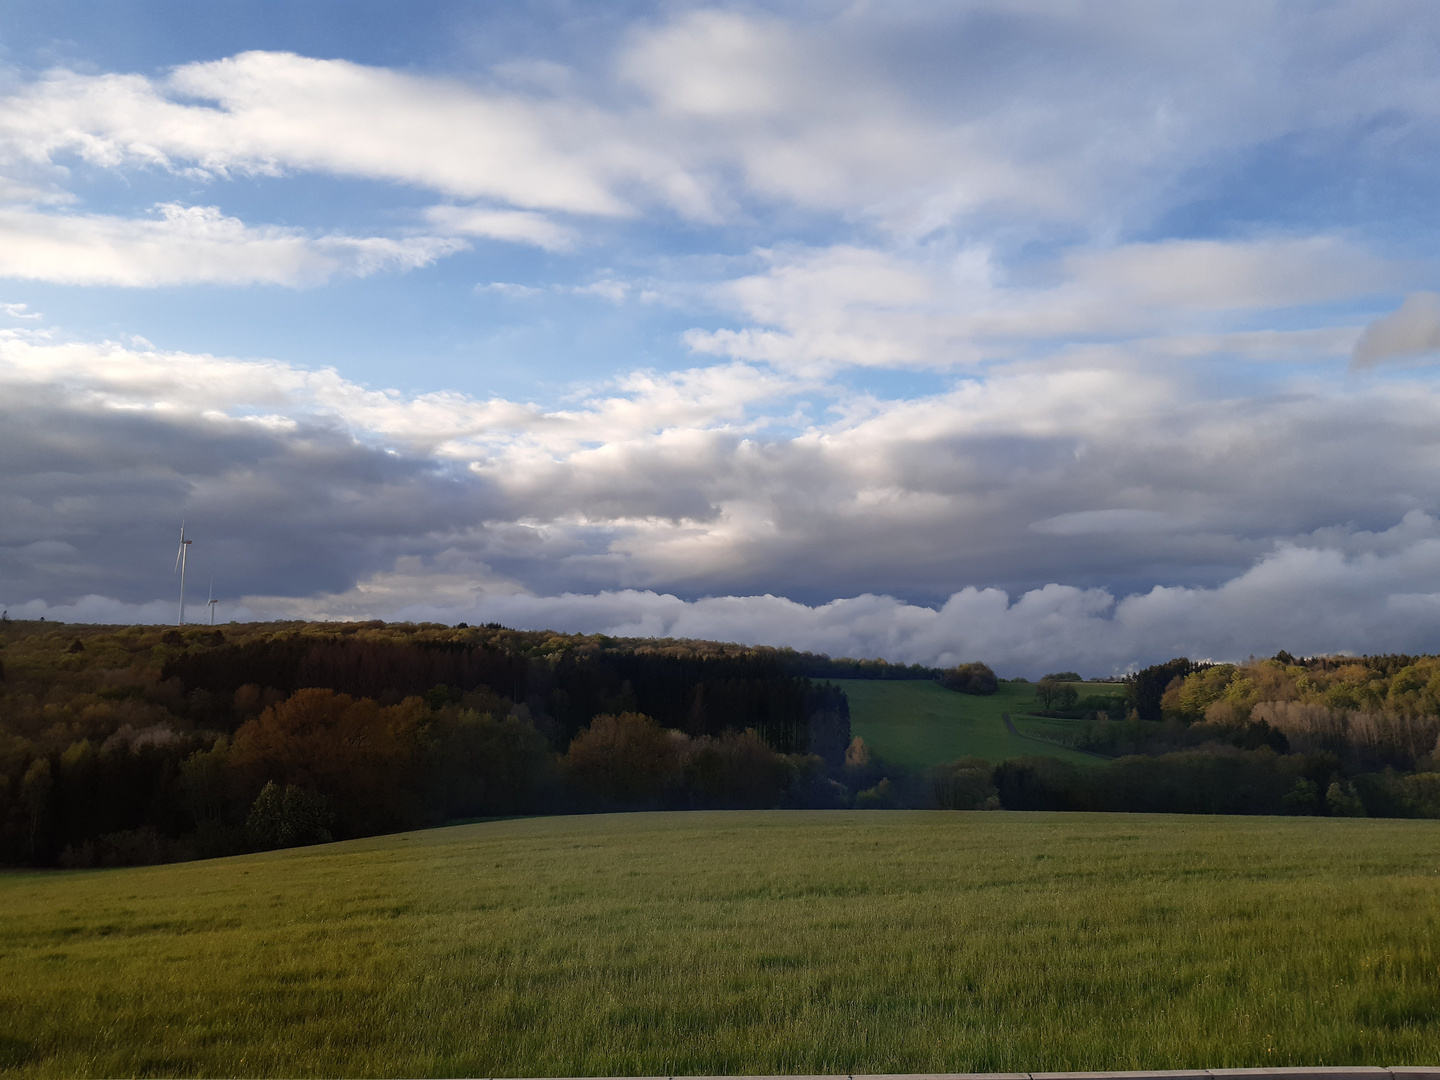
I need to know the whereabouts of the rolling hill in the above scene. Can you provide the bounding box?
[4,810,1438,1077]
[836,678,1106,768]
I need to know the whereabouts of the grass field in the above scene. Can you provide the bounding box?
[3,811,1440,1078]
[837,679,1102,768]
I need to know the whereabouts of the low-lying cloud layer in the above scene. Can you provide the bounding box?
[14,513,1440,676]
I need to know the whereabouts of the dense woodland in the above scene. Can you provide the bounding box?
[2,617,1440,868]
[0,619,859,866]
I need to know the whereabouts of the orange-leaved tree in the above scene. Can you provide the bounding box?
[229,688,427,836]
[564,712,688,806]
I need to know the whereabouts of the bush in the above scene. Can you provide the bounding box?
[930,757,999,809]
[940,662,998,696]
[245,781,335,849]
[855,777,897,808]
[57,827,177,868]
[1325,780,1366,817]
[429,710,553,820]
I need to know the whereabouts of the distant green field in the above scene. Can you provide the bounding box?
[3,811,1439,1077]
[836,678,1105,768]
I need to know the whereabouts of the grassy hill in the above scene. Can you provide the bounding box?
[837,678,1104,768]
[3,810,1439,1077]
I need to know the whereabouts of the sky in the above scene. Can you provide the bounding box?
[5,1,1440,675]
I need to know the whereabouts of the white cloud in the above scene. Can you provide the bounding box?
[1063,237,1397,313]
[17,515,1440,674]
[203,512,1440,674]
[424,205,574,250]
[0,203,465,286]
[1,595,210,626]
[2,6,1438,238]
[476,281,543,299]
[0,55,641,215]
[569,279,631,303]
[684,237,1393,372]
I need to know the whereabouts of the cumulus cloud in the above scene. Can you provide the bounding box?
[8,331,1440,638]
[1352,292,1440,368]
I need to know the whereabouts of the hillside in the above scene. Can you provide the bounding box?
[7,619,1440,871]
[3,810,1438,1077]
[839,678,1102,768]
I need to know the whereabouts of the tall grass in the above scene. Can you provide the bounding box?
[2,811,1439,1078]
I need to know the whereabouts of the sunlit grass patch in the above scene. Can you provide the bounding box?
[838,679,1098,767]
[1,811,1438,1077]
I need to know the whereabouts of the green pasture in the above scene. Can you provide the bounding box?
[4,811,1440,1078]
[836,678,1103,768]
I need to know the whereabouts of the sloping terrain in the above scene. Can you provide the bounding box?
[837,679,1101,767]
[2,810,1438,1077]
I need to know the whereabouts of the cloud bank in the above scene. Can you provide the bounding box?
[13,512,1440,676]
[5,332,1440,673]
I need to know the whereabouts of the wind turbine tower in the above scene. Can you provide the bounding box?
[208,581,218,625]
[175,523,193,626]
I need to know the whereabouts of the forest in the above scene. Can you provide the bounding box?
[0,619,857,867]
[3,617,1440,868]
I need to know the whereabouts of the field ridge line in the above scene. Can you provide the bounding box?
[507,1069,1437,1080]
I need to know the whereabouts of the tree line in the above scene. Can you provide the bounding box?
[0,620,862,866]
[6,620,1440,870]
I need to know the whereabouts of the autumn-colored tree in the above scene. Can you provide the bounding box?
[940,662,998,695]
[564,712,687,806]
[229,688,427,835]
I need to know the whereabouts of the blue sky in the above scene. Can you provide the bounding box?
[5,1,1440,673]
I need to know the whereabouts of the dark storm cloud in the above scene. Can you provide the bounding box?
[0,379,502,606]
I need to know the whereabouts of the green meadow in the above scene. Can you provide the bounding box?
[3,811,1440,1078]
[837,678,1101,768]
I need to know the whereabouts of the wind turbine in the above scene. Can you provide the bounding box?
[175,522,192,626]
[207,580,218,625]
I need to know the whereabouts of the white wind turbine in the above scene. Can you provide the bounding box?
[207,580,218,625]
[175,522,193,626]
